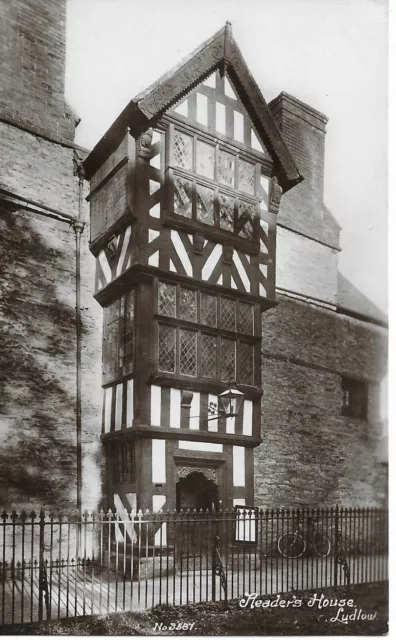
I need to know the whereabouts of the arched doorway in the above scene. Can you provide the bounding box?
[176,469,219,512]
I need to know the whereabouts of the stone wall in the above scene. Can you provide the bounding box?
[0,0,75,141]
[254,297,387,508]
[0,199,103,512]
[0,0,104,512]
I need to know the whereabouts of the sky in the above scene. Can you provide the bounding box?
[65,0,388,316]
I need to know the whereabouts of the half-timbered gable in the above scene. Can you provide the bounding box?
[84,22,302,518]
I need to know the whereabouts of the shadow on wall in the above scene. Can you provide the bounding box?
[0,206,80,510]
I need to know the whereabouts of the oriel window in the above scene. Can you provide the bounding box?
[168,126,260,241]
[103,291,135,383]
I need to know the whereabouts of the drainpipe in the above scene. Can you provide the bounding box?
[73,163,86,513]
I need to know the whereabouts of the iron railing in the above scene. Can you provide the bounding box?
[0,506,388,626]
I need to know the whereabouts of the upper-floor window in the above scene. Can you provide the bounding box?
[103,291,134,384]
[341,377,368,420]
[156,281,256,385]
[169,128,259,241]
[157,281,254,335]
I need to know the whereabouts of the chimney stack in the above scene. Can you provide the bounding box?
[269,92,340,248]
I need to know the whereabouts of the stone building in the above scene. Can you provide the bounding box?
[0,2,387,515]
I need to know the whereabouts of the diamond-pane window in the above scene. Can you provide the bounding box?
[201,334,217,378]
[103,294,135,382]
[179,329,197,376]
[174,131,193,170]
[220,297,236,331]
[236,200,255,240]
[174,176,193,218]
[218,150,235,187]
[239,342,254,385]
[219,193,235,233]
[238,302,254,335]
[196,184,214,225]
[158,324,176,373]
[200,292,217,327]
[103,301,119,382]
[220,338,236,382]
[238,159,255,195]
[119,292,134,375]
[158,281,176,316]
[180,287,197,322]
[196,141,214,179]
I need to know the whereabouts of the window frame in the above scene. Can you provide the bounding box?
[102,290,135,385]
[341,377,368,420]
[155,279,257,386]
[157,320,255,385]
[166,123,261,245]
[156,280,255,336]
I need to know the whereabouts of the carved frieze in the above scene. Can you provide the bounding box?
[177,466,218,484]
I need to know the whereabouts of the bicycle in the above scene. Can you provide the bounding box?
[277,516,331,559]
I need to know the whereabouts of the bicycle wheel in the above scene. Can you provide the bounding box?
[278,533,306,558]
[312,531,331,557]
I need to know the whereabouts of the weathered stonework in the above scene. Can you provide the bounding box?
[0,0,103,512]
[254,298,387,508]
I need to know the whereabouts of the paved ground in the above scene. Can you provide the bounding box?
[0,554,388,626]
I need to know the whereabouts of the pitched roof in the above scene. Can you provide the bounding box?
[84,23,303,190]
[337,272,388,327]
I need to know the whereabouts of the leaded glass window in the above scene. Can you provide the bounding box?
[103,293,135,383]
[239,302,254,335]
[180,287,197,322]
[201,334,217,378]
[171,128,261,240]
[179,329,197,376]
[156,290,257,384]
[158,282,176,316]
[219,193,235,233]
[196,140,215,179]
[239,342,254,385]
[236,200,255,240]
[218,149,235,187]
[119,292,134,375]
[220,297,236,331]
[174,176,192,217]
[196,184,214,225]
[238,159,255,195]
[158,324,176,373]
[103,301,119,381]
[220,338,236,382]
[200,292,217,327]
[174,131,193,170]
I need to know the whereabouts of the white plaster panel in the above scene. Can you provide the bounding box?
[152,439,166,483]
[170,388,181,428]
[115,383,123,430]
[126,379,134,426]
[189,392,200,430]
[233,446,245,487]
[150,385,162,426]
[242,399,253,436]
[178,441,223,453]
